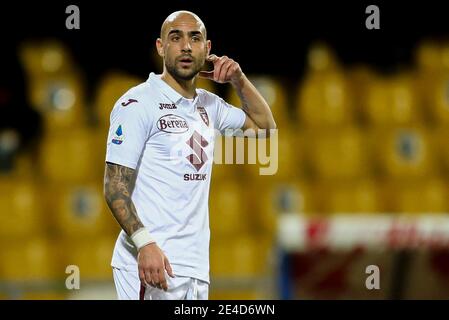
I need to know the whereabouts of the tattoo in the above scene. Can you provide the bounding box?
[104,162,144,236]
[233,84,249,113]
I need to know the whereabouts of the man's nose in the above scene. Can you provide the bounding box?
[181,38,192,52]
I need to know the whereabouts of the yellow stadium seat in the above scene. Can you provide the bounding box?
[20,41,87,131]
[248,181,316,234]
[347,66,377,122]
[297,43,350,128]
[306,42,340,73]
[94,73,143,128]
[0,178,43,238]
[239,134,263,180]
[415,41,441,73]
[59,236,115,281]
[364,73,420,126]
[296,70,353,128]
[308,127,370,180]
[386,74,419,124]
[211,162,241,184]
[19,40,75,76]
[28,73,87,131]
[0,237,59,281]
[434,127,449,174]
[413,41,449,124]
[209,180,249,237]
[211,134,244,181]
[39,128,102,183]
[373,127,434,179]
[12,150,36,179]
[226,128,296,181]
[244,128,305,181]
[364,76,389,122]
[320,180,382,213]
[390,179,448,214]
[421,74,449,125]
[49,182,112,238]
[210,235,272,277]
[226,76,289,128]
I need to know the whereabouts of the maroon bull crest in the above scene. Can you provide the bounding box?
[197,106,209,126]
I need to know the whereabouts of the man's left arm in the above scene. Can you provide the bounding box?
[199,54,277,133]
[232,73,277,132]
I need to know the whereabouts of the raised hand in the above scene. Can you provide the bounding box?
[199,54,243,85]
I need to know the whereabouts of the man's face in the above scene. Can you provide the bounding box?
[157,16,210,81]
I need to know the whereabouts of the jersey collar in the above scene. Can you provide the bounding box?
[147,72,201,105]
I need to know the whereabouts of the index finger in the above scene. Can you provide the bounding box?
[206,54,219,62]
[158,269,168,291]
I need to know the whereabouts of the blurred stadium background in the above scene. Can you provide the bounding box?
[2,1,449,299]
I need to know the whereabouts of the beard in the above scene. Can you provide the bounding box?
[165,55,205,81]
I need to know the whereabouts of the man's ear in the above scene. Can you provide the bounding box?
[156,38,164,57]
[206,40,211,56]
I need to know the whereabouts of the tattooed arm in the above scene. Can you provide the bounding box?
[104,162,174,291]
[104,162,143,236]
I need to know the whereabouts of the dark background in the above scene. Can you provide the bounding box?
[1,0,449,146]
[4,1,449,79]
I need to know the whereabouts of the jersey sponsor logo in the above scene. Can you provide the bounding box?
[159,102,177,110]
[185,130,209,171]
[112,125,124,145]
[197,106,209,126]
[157,114,189,133]
[121,98,138,106]
[184,173,207,181]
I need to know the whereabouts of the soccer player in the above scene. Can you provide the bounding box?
[104,10,276,300]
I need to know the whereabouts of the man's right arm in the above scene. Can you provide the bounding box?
[103,161,174,291]
[103,161,144,236]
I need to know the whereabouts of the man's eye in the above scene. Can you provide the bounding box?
[172,36,180,41]
[192,36,200,41]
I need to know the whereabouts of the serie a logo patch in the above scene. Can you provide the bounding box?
[112,125,124,145]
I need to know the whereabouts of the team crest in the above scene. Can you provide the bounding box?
[197,106,209,126]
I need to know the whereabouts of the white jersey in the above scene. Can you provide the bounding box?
[106,72,246,283]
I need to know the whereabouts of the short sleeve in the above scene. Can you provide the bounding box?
[105,98,151,169]
[215,97,246,135]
